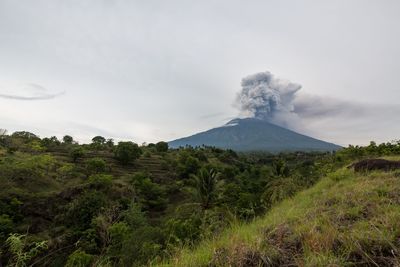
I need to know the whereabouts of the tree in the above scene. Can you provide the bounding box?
[155,141,168,152]
[193,168,219,210]
[261,178,298,208]
[0,128,7,137]
[114,142,142,165]
[178,153,200,178]
[0,129,8,147]
[106,138,114,148]
[92,136,106,145]
[11,131,39,141]
[91,136,106,150]
[66,191,107,229]
[63,135,74,144]
[70,147,85,162]
[272,159,290,177]
[130,173,167,210]
[50,136,61,145]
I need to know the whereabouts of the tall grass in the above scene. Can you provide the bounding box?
[157,168,400,266]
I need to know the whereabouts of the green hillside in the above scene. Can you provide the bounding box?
[160,162,400,266]
[0,131,400,266]
[163,166,400,266]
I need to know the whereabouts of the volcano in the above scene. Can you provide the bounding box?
[169,118,341,152]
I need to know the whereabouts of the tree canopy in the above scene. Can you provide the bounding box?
[114,141,142,165]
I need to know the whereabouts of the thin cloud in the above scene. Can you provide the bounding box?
[0,83,65,100]
[0,92,65,100]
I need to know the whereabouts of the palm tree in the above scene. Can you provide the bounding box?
[193,168,219,210]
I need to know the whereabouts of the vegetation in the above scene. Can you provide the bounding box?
[114,141,142,165]
[0,130,399,266]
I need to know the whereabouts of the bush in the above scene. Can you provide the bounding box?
[177,152,200,178]
[114,142,142,165]
[155,141,168,152]
[130,173,167,210]
[91,136,106,150]
[66,191,107,229]
[5,233,47,267]
[88,174,113,189]
[261,177,299,208]
[165,205,203,246]
[0,214,13,240]
[63,135,74,144]
[57,164,76,180]
[85,158,106,175]
[65,250,94,267]
[70,147,85,162]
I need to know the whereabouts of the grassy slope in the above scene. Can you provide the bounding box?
[0,148,185,235]
[159,167,400,266]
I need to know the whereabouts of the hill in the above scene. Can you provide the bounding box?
[159,162,400,266]
[0,131,334,266]
[169,118,341,152]
[1,131,399,266]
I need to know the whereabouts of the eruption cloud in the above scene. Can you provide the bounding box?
[235,71,400,145]
[236,71,301,128]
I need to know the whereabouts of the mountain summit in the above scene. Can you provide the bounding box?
[169,118,341,152]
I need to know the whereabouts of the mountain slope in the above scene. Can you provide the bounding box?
[169,118,341,152]
[159,165,400,266]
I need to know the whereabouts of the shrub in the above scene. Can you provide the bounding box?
[85,158,106,175]
[5,233,47,267]
[177,152,200,178]
[130,173,167,210]
[91,136,106,150]
[63,135,74,144]
[155,141,169,152]
[114,142,142,165]
[261,177,299,208]
[0,214,13,240]
[65,250,94,267]
[66,191,107,229]
[70,147,85,162]
[88,174,113,189]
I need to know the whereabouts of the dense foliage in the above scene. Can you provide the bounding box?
[0,130,398,266]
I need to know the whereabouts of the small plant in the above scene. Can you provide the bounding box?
[65,249,94,267]
[5,233,48,267]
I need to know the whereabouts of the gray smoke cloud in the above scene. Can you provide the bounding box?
[0,83,65,100]
[235,71,400,143]
[236,71,301,128]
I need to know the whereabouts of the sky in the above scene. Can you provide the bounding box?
[0,0,399,146]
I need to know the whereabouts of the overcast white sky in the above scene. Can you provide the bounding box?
[1,0,399,146]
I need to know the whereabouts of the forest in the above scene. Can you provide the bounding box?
[1,130,400,266]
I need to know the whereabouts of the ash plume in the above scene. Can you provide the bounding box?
[235,71,400,145]
[236,71,301,128]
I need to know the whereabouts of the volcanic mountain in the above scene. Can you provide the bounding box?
[169,118,341,152]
